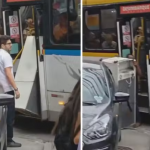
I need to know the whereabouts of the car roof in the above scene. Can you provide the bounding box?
[83,60,102,70]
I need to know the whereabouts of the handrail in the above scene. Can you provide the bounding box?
[13,47,24,65]
[137,36,144,63]
[136,36,144,85]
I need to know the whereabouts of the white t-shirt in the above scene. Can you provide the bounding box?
[0,49,14,93]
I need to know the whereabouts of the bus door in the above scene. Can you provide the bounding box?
[116,17,133,57]
[116,13,138,127]
[117,1,150,116]
[2,1,46,119]
[2,9,22,60]
[32,6,49,120]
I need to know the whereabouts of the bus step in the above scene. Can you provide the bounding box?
[139,107,149,113]
[137,93,149,108]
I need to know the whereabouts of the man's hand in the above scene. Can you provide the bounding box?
[133,60,138,67]
[15,90,20,99]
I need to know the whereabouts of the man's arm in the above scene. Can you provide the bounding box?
[5,67,17,90]
[136,65,142,77]
[134,61,142,77]
[3,54,20,99]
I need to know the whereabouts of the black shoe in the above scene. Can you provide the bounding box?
[7,140,22,147]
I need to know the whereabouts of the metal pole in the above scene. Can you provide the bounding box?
[2,11,6,35]
[18,9,23,47]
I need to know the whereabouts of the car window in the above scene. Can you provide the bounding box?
[83,68,109,105]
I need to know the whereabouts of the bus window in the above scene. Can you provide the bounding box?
[101,9,117,50]
[52,0,80,44]
[101,9,116,29]
[84,8,117,51]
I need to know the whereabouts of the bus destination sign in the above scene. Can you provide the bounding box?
[120,4,150,14]
[7,0,40,2]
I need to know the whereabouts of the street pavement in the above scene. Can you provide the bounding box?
[119,125,150,150]
[8,128,56,150]
[7,117,150,150]
[8,117,56,150]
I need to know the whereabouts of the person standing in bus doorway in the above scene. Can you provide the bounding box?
[23,17,35,43]
[0,35,21,147]
[127,54,142,128]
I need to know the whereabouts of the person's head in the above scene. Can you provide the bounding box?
[26,17,34,28]
[136,26,142,35]
[105,34,113,44]
[0,35,12,52]
[52,79,80,138]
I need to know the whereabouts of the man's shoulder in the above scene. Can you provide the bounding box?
[0,49,11,59]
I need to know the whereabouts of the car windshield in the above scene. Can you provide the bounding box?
[83,68,109,105]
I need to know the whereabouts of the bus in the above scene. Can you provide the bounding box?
[83,0,150,116]
[2,0,80,121]
[83,0,145,59]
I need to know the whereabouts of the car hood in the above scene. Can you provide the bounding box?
[83,103,109,130]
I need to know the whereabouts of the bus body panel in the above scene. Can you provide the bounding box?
[44,50,80,121]
[83,0,147,6]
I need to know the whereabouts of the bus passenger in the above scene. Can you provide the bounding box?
[53,13,69,43]
[52,79,80,150]
[84,25,100,48]
[23,17,35,42]
[127,54,142,128]
[134,27,143,45]
[102,34,117,49]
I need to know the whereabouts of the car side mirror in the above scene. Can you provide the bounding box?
[114,92,132,112]
[0,94,14,106]
[114,92,130,103]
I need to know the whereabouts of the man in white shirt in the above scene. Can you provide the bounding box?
[0,35,21,147]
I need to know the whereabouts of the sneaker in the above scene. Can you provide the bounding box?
[7,140,22,147]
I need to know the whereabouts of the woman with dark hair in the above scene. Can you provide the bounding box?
[52,79,80,150]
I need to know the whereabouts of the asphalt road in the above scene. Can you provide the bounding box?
[10,112,150,150]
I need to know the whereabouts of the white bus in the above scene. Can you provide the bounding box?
[2,0,80,121]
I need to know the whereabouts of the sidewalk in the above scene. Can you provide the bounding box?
[119,126,150,150]
[8,137,56,150]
